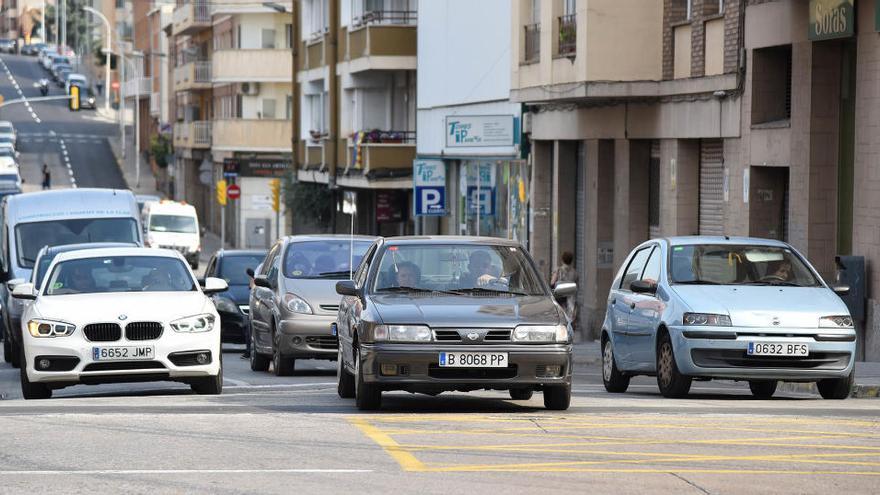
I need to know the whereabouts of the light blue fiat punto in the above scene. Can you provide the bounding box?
[602,236,856,399]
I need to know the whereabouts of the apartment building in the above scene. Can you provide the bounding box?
[169,0,293,249]
[513,0,880,360]
[294,0,417,236]
[415,0,527,242]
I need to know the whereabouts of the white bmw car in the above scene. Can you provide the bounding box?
[12,247,228,399]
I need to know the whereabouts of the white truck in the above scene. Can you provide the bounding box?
[142,200,201,269]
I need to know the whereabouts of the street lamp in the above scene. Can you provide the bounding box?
[82,6,110,113]
[119,50,144,188]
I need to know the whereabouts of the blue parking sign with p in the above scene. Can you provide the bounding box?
[414,159,447,216]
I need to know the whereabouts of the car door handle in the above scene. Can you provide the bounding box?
[630,302,636,309]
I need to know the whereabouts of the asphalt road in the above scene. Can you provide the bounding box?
[0,53,878,493]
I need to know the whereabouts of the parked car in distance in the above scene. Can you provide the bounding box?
[0,39,16,53]
[334,236,576,411]
[0,147,18,169]
[602,236,856,400]
[203,249,266,344]
[0,170,22,191]
[13,247,227,399]
[22,43,47,56]
[142,200,201,268]
[249,235,376,376]
[0,121,17,146]
[64,73,87,94]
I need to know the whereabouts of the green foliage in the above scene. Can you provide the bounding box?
[283,173,333,225]
[149,134,172,169]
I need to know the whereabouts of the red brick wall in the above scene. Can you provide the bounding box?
[663,0,744,80]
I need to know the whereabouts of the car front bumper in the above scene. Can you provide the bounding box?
[670,325,856,381]
[360,343,572,391]
[23,327,221,386]
[277,315,338,358]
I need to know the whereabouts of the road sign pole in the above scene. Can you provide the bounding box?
[220,206,225,250]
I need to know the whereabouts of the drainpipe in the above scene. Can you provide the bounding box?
[291,1,300,182]
[327,0,338,190]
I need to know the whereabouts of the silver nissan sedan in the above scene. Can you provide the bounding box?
[602,236,856,399]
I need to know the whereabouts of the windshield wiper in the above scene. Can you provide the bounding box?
[315,271,353,279]
[743,280,804,287]
[376,286,455,295]
[450,287,529,296]
[674,280,721,285]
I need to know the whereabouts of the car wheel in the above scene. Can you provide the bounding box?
[509,388,533,400]
[273,344,295,377]
[602,337,630,393]
[543,384,571,410]
[748,380,777,399]
[337,347,355,399]
[20,351,51,400]
[191,363,223,395]
[817,370,854,400]
[354,348,381,410]
[249,329,270,372]
[656,333,692,398]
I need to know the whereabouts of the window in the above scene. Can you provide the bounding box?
[531,0,540,24]
[751,45,792,126]
[641,247,662,285]
[261,99,276,119]
[283,240,373,279]
[16,219,140,268]
[261,28,276,49]
[219,254,264,286]
[718,0,724,14]
[45,256,196,295]
[563,0,576,16]
[620,247,652,290]
[354,243,377,288]
[286,95,293,120]
[236,25,242,49]
[670,244,819,287]
[285,24,293,48]
[307,93,326,133]
[308,0,328,38]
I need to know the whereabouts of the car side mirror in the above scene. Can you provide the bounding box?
[202,277,229,295]
[254,275,272,289]
[832,285,850,296]
[336,280,359,297]
[630,280,658,295]
[7,277,25,291]
[552,282,577,298]
[11,282,36,300]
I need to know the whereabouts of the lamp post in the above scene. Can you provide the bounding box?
[118,50,144,188]
[82,6,110,113]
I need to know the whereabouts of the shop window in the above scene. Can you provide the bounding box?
[458,161,530,242]
[751,45,792,126]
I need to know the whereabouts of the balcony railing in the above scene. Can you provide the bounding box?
[123,77,151,99]
[173,60,211,91]
[558,14,576,56]
[212,120,292,152]
[346,130,416,174]
[212,50,291,82]
[173,121,212,149]
[353,10,417,27]
[524,23,540,64]
[172,1,211,36]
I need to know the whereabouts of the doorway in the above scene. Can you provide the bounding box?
[748,166,789,241]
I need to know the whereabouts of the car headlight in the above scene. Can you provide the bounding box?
[373,325,432,342]
[213,296,238,314]
[170,314,215,333]
[27,319,76,337]
[819,315,853,328]
[88,97,95,104]
[512,325,568,343]
[283,293,312,314]
[683,313,731,326]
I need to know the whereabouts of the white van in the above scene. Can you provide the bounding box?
[142,200,201,269]
[0,188,143,368]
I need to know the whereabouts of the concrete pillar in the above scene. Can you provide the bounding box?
[659,139,700,236]
[529,140,554,279]
[553,141,578,270]
[613,139,650,272]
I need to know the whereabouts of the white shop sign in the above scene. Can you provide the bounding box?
[445,115,515,148]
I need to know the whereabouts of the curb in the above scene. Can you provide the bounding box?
[776,381,880,399]
[106,136,131,190]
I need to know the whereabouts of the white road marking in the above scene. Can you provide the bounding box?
[0,469,372,475]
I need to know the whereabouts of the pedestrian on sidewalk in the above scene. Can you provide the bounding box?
[41,164,51,190]
[551,251,579,328]
[96,80,103,96]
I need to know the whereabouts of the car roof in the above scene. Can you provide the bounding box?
[217,249,267,257]
[663,236,790,248]
[283,234,378,243]
[5,188,137,222]
[144,200,197,214]
[52,247,183,263]
[40,242,139,257]
[381,235,524,247]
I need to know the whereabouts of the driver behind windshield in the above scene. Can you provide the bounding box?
[459,250,498,288]
[395,261,421,288]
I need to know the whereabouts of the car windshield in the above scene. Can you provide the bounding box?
[220,254,264,285]
[150,214,197,233]
[371,244,546,296]
[670,244,821,287]
[0,174,18,182]
[283,240,372,279]
[44,256,196,295]
[0,125,13,133]
[15,218,140,268]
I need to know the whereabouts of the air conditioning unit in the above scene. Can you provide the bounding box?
[240,82,260,95]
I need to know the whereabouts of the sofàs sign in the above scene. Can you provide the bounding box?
[809,0,854,41]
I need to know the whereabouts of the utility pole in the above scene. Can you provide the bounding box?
[82,7,111,113]
[60,0,65,53]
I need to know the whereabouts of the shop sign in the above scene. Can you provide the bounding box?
[251,195,272,211]
[445,115,515,148]
[376,191,404,223]
[467,186,495,216]
[224,158,289,178]
[414,159,446,216]
[809,0,854,41]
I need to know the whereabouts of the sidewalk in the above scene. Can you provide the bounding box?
[571,341,880,398]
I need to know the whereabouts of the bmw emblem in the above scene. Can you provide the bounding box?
[118,314,128,321]
[467,332,479,341]
[771,317,780,326]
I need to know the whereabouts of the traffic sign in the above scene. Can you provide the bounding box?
[111,81,120,90]
[413,159,446,216]
[227,184,241,200]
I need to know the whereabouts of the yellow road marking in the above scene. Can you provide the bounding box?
[348,417,427,472]
[423,467,880,475]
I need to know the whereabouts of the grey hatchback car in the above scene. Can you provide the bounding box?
[249,235,376,375]
[334,236,577,411]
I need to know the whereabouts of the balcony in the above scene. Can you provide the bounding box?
[345,130,416,175]
[301,36,326,72]
[557,14,576,57]
[213,50,292,83]
[212,120,292,152]
[523,23,540,64]
[303,139,328,171]
[174,61,212,92]
[173,121,212,149]
[346,20,417,73]
[122,77,151,99]
[172,1,211,37]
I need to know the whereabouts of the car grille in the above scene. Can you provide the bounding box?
[83,323,122,342]
[691,349,851,370]
[428,364,518,380]
[306,336,338,350]
[484,330,512,341]
[432,329,512,342]
[125,322,163,341]
[319,304,340,312]
[82,361,166,372]
[434,330,462,341]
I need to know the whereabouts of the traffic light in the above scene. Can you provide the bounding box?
[270,178,281,212]
[216,179,227,206]
[70,86,80,111]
